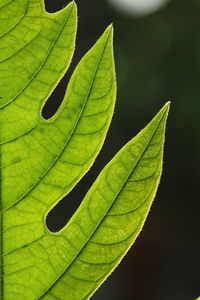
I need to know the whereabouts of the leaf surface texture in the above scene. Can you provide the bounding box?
[0,0,169,299]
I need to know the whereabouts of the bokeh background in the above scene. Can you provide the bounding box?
[44,0,200,299]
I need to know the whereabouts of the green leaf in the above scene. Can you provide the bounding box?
[54,102,169,300]
[0,1,169,299]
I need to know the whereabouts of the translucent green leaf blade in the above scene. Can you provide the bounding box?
[2,24,116,210]
[0,0,77,142]
[0,1,116,299]
[40,102,170,299]
[0,1,169,299]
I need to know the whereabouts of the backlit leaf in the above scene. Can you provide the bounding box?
[0,1,169,299]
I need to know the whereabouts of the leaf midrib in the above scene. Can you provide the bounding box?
[36,105,167,300]
[3,26,112,213]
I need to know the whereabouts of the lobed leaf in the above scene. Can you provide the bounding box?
[41,102,170,300]
[0,0,169,299]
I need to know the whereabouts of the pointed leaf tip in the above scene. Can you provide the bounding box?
[103,23,114,39]
[108,23,114,30]
[164,101,171,110]
[162,101,171,120]
[156,101,170,120]
[67,0,77,10]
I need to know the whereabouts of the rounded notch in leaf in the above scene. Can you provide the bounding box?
[39,102,170,300]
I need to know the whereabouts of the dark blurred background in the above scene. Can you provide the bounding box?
[44,0,200,299]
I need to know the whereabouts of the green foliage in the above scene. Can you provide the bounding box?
[0,0,169,299]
